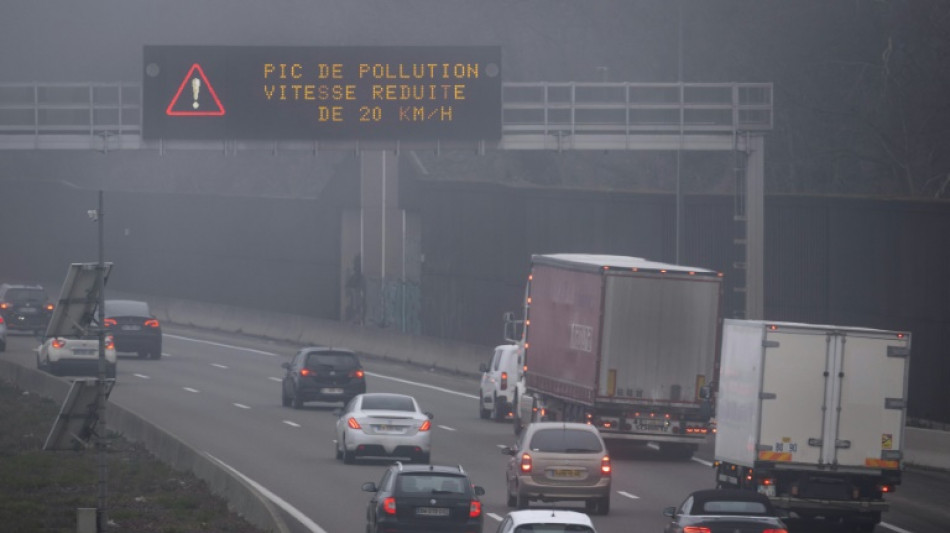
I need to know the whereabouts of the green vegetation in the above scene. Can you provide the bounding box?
[0,379,266,533]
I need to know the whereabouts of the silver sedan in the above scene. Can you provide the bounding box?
[334,393,433,464]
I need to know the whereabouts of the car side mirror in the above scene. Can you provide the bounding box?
[281,362,291,370]
[662,506,677,518]
[473,486,485,496]
[501,446,515,456]
[479,363,488,373]
[332,408,343,417]
[361,482,378,493]
[425,412,434,420]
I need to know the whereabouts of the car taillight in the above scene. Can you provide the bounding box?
[106,336,115,350]
[762,530,788,533]
[601,455,611,476]
[52,338,66,349]
[104,318,117,327]
[500,371,508,390]
[419,420,431,431]
[0,316,4,324]
[300,368,312,376]
[520,453,532,473]
[0,302,9,309]
[347,417,362,429]
[683,527,712,533]
[382,497,397,515]
[45,303,54,311]
[144,319,160,328]
[469,500,481,518]
[350,369,364,378]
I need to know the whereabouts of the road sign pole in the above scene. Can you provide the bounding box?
[95,190,108,532]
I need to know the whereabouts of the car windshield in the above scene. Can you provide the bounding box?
[701,500,769,514]
[305,352,358,370]
[529,428,603,453]
[5,288,46,302]
[396,474,469,495]
[361,394,414,411]
[514,526,595,533]
[104,300,150,316]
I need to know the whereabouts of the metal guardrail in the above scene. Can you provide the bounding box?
[0,81,771,150]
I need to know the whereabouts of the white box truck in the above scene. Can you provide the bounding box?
[511,254,723,459]
[714,319,910,532]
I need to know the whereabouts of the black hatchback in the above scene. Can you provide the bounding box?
[103,299,163,359]
[362,463,485,533]
[0,283,54,334]
[281,346,366,408]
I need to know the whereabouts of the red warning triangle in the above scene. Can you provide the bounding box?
[166,63,226,116]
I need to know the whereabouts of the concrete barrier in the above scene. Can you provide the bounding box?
[0,359,290,533]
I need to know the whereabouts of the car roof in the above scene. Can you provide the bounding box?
[104,299,150,315]
[504,509,595,526]
[391,463,468,475]
[525,421,602,432]
[302,346,355,354]
[688,489,777,511]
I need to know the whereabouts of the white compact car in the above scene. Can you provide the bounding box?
[334,393,433,464]
[37,335,117,378]
[494,509,598,533]
[479,344,522,421]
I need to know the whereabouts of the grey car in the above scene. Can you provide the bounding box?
[502,421,612,515]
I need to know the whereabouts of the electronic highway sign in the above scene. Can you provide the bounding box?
[142,45,502,141]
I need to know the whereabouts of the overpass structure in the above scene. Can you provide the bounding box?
[0,81,772,318]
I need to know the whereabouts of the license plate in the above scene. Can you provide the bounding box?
[550,468,582,478]
[415,507,449,517]
[321,388,343,394]
[121,325,141,331]
[375,424,406,433]
[17,308,37,314]
[73,349,96,355]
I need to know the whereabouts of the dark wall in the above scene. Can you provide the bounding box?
[2,178,948,422]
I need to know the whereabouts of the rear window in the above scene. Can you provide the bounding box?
[104,300,150,316]
[396,474,470,495]
[702,500,769,514]
[305,352,358,370]
[515,526,595,533]
[529,428,603,453]
[361,394,414,411]
[3,288,47,302]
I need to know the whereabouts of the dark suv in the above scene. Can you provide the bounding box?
[281,346,366,408]
[0,283,54,334]
[362,463,485,533]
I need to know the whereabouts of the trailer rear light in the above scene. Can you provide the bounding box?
[520,453,532,473]
[106,336,115,350]
[683,527,711,533]
[347,417,362,429]
[104,318,117,327]
[382,497,396,515]
[468,500,481,518]
[878,483,894,493]
[601,455,611,476]
[500,371,508,390]
[144,319,160,328]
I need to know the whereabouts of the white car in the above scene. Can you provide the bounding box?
[494,509,598,533]
[334,392,433,464]
[479,344,522,421]
[37,335,117,378]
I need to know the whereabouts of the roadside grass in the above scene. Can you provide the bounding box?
[0,379,267,533]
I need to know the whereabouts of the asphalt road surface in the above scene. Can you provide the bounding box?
[4,327,949,533]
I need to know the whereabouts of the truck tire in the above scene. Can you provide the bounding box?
[492,393,507,421]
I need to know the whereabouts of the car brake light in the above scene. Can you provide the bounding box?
[104,318,117,327]
[500,371,508,390]
[419,420,431,432]
[520,453,532,473]
[347,417,362,429]
[45,303,54,311]
[300,368,312,376]
[382,497,396,515]
[0,316,4,324]
[469,500,481,518]
[144,319,160,328]
[351,369,364,378]
[683,527,712,533]
[878,483,894,493]
[601,455,612,476]
[52,338,66,349]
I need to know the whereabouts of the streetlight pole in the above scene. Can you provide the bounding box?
[94,190,108,532]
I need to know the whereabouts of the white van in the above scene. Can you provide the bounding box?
[478,344,522,421]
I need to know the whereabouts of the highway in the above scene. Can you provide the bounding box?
[3,328,949,533]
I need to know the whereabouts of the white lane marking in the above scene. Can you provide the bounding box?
[647,443,660,450]
[133,373,151,379]
[880,523,916,533]
[364,371,478,399]
[283,420,301,428]
[487,512,504,522]
[164,334,278,357]
[268,377,282,382]
[211,363,229,369]
[162,352,170,357]
[183,387,200,393]
[617,490,640,499]
[233,403,251,410]
[205,453,328,533]
[692,456,713,467]
[496,444,508,449]
[437,425,456,431]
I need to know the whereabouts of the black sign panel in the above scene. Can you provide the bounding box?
[142,46,502,141]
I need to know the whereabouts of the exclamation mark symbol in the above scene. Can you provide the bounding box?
[191,77,201,109]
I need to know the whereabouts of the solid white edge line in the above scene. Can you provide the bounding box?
[364,371,478,399]
[205,452,328,533]
[283,420,301,428]
[164,334,278,356]
[880,522,916,533]
[692,457,713,467]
